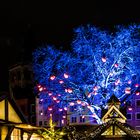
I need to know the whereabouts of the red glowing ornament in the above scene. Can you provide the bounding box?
[53,97,57,101]
[50,75,56,80]
[93,91,97,95]
[56,100,60,103]
[64,73,69,78]
[37,85,41,88]
[114,63,118,67]
[136,92,140,95]
[87,105,91,109]
[70,102,74,106]
[48,92,52,96]
[39,87,43,92]
[48,107,52,111]
[93,86,98,91]
[115,79,120,86]
[88,93,91,98]
[135,84,139,88]
[67,88,73,93]
[77,100,81,104]
[125,87,131,94]
[59,80,64,84]
[102,57,106,62]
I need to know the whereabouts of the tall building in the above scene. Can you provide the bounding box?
[9,62,36,125]
[126,92,140,130]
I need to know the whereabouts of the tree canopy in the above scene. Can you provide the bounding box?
[33,24,140,124]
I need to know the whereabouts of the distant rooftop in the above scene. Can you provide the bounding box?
[107,94,120,103]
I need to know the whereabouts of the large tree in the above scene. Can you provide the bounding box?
[33,24,140,124]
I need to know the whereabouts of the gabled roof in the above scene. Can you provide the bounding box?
[107,94,120,104]
[0,92,28,123]
[87,119,140,139]
[102,105,126,123]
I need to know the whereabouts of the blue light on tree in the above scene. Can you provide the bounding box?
[33,24,140,124]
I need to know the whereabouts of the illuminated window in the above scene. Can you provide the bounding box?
[126,113,132,120]
[71,117,77,123]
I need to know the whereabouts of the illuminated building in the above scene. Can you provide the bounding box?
[0,92,44,140]
[126,91,140,130]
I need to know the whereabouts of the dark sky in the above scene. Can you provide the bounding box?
[0,1,140,91]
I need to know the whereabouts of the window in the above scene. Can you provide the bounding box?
[127,101,132,106]
[17,71,21,80]
[24,69,31,80]
[39,110,43,115]
[44,121,47,125]
[39,121,42,126]
[126,113,132,120]
[136,113,140,120]
[30,104,35,113]
[31,115,36,124]
[136,126,140,130]
[71,117,77,123]
[39,101,43,104]
[80,116,85,123]
[136,100,140,107]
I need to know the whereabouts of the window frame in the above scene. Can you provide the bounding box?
[135,112,140,120]
[126,113,132,120]
[135,99,140,107]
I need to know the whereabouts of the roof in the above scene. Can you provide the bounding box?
[65,119,140,139]
[0,92,28,123]
[102,105,126,123]
[87,119,140,139]
[107,94,120,103]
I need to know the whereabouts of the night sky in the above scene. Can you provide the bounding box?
[0,1,140,91]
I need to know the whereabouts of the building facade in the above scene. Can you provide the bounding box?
[126,92,140,130]
[0,92,44,140]
[9,63,36,125]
